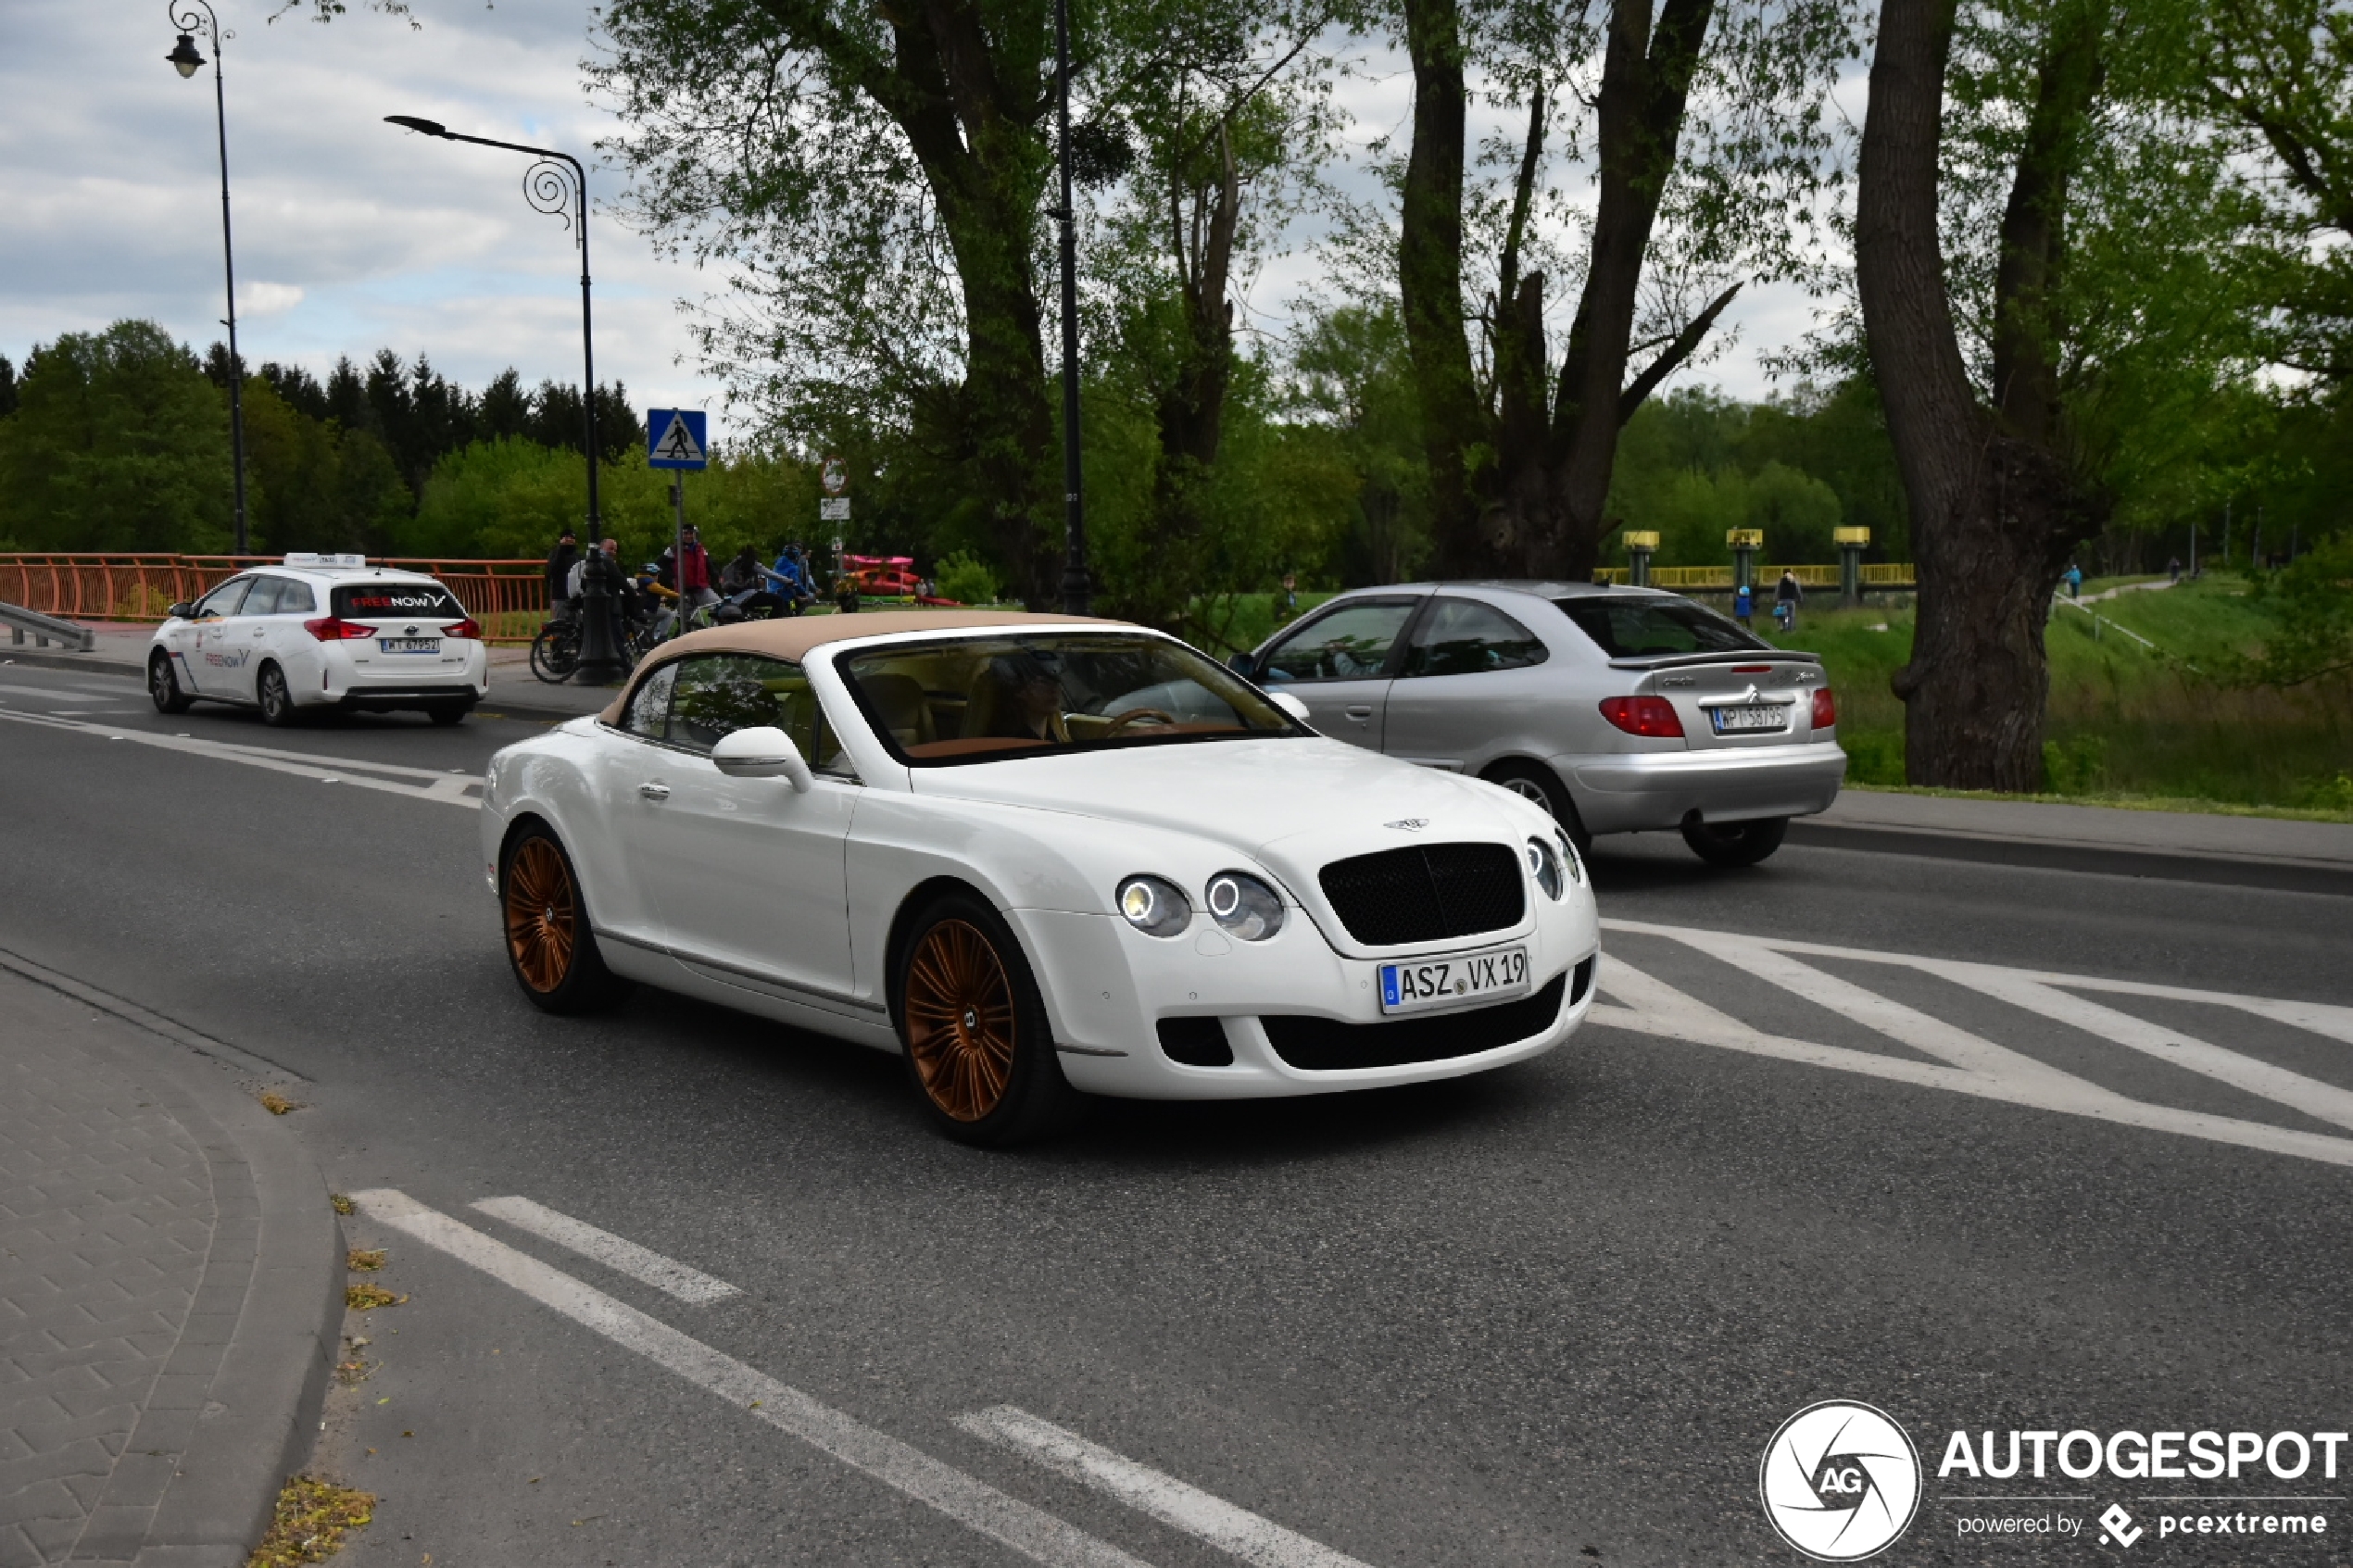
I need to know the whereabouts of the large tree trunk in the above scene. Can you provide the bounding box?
[1398,0,1486,577]
[760,0,1063,605]
[1399,0,1731,583]
[1856,0,2108,790]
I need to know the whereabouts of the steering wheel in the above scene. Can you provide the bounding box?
[1101,707,1178,736]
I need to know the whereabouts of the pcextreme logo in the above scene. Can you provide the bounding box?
[1760,1401,1924,1562]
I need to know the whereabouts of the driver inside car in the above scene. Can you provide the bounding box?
[973,652,1071,744]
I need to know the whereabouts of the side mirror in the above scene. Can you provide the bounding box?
[711,725,814,792]
[1227,651,1257,680]
[1268,691,1313,724]
[167,602,194,620]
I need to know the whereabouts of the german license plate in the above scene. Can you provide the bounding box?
[1379,946,1529,1014]
[1710,703,1788,734]
[379,637,439,655]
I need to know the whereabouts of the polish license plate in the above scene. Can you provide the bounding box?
[1378,946,1529,1014]
[379,637,440,655]
[1710,703,1788,734]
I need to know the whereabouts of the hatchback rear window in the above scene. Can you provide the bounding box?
[333,583,464,619]
[1555,596,1767,657]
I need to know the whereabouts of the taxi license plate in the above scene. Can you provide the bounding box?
[1378,946,1529,1014]
[1710,703,1788,734]
[380,637,440,655]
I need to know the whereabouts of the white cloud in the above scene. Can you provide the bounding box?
[239,281,305,316]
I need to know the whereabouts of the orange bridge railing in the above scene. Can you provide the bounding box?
[0,554,550,646]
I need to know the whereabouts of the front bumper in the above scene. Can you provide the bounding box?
[1565,739,1845,834]
[1008,895,1599,1100]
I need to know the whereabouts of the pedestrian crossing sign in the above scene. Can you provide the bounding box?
[647,408,709,470]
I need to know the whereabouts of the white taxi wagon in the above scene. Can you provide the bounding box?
[148,554,489,725]
[479,610,1601,1146]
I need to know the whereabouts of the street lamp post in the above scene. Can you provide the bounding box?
[1051,0,1089,615]
[384,115,627,684]
[167,2,249,556]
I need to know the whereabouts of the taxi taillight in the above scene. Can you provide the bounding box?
[445,618,482,641]
[302,617,375,641]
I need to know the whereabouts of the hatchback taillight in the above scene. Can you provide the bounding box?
[1599,695,1685,738]
[445,618,482,641]
[302,617,375,641]
[1811,687,1836,730]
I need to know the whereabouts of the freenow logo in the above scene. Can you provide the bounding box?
[1760,1401,1923,1562]
[2099,1504,2144,1547]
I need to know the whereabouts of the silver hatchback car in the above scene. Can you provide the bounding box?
[1232,581,1845,865]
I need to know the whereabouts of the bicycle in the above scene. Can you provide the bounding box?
[529,618,582,683]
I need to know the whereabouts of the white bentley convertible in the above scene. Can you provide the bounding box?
[480,611,1601,1144]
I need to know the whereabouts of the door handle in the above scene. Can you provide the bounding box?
[1344,705,1374,720]
[638,783,671,801]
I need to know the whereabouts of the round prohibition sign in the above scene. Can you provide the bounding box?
[1757,1399,1922,1562]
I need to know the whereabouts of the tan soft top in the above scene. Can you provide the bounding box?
[596,608,1122,723]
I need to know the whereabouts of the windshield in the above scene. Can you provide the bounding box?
[1555,596,1767,658]
[837,633,1300,765]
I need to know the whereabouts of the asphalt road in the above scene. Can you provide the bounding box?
[5,659,2350,1568]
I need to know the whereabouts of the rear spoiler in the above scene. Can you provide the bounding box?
[1605,649,1824,672]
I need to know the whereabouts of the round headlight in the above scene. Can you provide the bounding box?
[1116,875,1191,937]
[1204,871,1285,941]
[1526,836,1565,901]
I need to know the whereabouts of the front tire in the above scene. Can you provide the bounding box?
[1481,759,1592,855]
[1681,815,1789,868]
[892,893,1079,1147]
[530,622,580,684]
[257,663,298,727]
[149,654,192,714]
[500,826,635,1014]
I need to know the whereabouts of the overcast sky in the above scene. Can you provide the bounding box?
[2,2,1832,444]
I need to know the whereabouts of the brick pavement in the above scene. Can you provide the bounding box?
[0,1020,216,1566]
[0,968,338,1568]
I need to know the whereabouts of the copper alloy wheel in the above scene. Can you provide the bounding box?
[903,920,1017,1123]
[504,838,577,995]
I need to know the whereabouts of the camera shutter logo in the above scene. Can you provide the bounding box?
[1758,1401,1922,1561]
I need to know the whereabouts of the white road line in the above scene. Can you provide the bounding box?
[352,1190,1156,1568]
[471,1195,740,1304]
[1607,918,2353,1132]
[958,1406,1375,1568]
[1592,931,2353,1170]
[0,708,482,809]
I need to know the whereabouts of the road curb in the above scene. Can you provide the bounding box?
[1786,819,2353,898]
[2,965,343,1567]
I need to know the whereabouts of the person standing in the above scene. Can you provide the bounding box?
[544,528,578,619]
[1274,572,1301,625]
[661,524,719,615]
[1775,569,1803,631]
[2167,555,2182,583]
[1733,581,1755,627]
[2064,562,2083,598]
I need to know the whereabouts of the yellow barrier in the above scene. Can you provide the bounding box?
[1604,563,1917,590]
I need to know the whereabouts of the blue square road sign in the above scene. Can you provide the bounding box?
[648,408,709,470]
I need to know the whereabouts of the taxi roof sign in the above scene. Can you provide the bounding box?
[283,553,368,568]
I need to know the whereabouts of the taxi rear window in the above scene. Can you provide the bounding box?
[333,583,463,619]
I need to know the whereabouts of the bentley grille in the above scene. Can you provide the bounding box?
[1316,841,1526,947]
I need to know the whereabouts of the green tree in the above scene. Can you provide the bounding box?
[0,321,234,553]
[240,376,411,555]
[1289,305,1432,585]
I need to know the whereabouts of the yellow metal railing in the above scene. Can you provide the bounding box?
[1603,563,1915,589]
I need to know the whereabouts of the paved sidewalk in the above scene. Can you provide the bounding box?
[0,963,341,1567]
[1794,789,2353,895]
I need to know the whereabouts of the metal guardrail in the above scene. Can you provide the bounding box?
[0,600,97,652]
[0,553,550,646]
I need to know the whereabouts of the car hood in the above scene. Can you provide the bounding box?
[910,736,1537,862]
